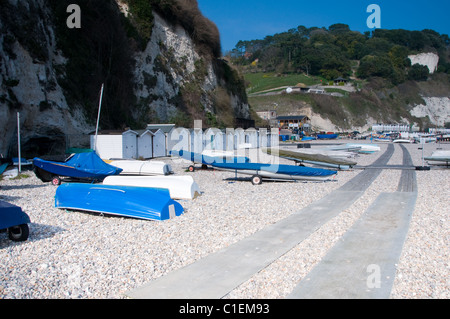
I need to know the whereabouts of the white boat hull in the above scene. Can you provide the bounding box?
[110,160,173,176]
[346,144,381,154]
[425,150,450,166]
[102,175,201,200]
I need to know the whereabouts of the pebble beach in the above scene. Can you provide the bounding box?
[0,139,448,299]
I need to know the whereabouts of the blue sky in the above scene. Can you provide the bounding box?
[197,0,450,53]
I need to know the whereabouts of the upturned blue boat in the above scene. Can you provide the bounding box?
[55,183,184,221]
[33,151,122,185]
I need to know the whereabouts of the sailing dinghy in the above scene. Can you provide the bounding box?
[102,175,201,200]
[345,143,381,154]
[211,162,337,184]
[262,147,357,168]
[33,152,122,185]
[425,150,450,166]
[55,183,184,221]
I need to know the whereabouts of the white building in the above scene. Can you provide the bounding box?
[90,130,138,160]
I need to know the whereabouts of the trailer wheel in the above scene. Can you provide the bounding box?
[8,224,29,242]
[251,175,262,185]
[188,165,195,172]
[51,176,62,186]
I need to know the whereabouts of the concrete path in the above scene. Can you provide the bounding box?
[288,144,417,299]
[126,190,365,299]
[126,144,416,299]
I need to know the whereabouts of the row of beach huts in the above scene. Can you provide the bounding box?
[91,124,280,160]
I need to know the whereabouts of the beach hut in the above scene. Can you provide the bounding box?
[137,130,154,159]
[150,129,166,158]
[168,127,190,153]
[122,130,139,159]
[224,129,235,151]
[204,128,224,151]
[190,128,204,154]
[245,128,258,148]
[234,128,245,149]
[259,128,268,149]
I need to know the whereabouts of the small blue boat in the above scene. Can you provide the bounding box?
[0,200,31,242]
[33,151,122,185]
[211,162,337,184]
[55,183,184,221]
[317,134,338,140]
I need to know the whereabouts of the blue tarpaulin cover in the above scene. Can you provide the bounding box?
[33,152,122,180]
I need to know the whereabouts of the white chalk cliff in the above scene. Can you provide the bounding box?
[0,0,250,157]
[410,97,450,127]
[408,52,439,74]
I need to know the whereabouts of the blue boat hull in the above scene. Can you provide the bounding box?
[317,134,338,140]
[33,152,122,182]
[55,183,184,221]
[211,162,337,181]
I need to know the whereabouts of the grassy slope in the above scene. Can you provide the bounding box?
[246,72,450,131]
[245,72,325,94]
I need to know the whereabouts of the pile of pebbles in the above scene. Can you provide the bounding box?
[0,140,448,299]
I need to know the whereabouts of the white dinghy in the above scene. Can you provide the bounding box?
[425,150,450,166]
[102,175,201,200]
[110,160,173,176]
[345,143,381,154]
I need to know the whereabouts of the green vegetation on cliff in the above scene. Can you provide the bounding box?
[46,0,241,130]
[229,24,450,82]
[229,24,450,130]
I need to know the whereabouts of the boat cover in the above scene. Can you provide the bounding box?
[211,162,337,177]
[33,152,122,181]
[0,200,31,230]
[55,183,184,221]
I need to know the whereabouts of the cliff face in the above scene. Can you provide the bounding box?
[0,0,250,157]
[0,0,89,157]
[408,52,440,74]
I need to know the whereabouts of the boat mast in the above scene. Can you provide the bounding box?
[94,83,104,152]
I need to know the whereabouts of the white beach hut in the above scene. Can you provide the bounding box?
[190,128,204,154]
[234,128,245,149]
[150,129,166,158]
[137,130,154,159]
[224,129,235,151]
[122,130,139,159]
[204,128,224,151]
[245,128,258,148]
[259,128,268,149]
[168,127,191,153]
